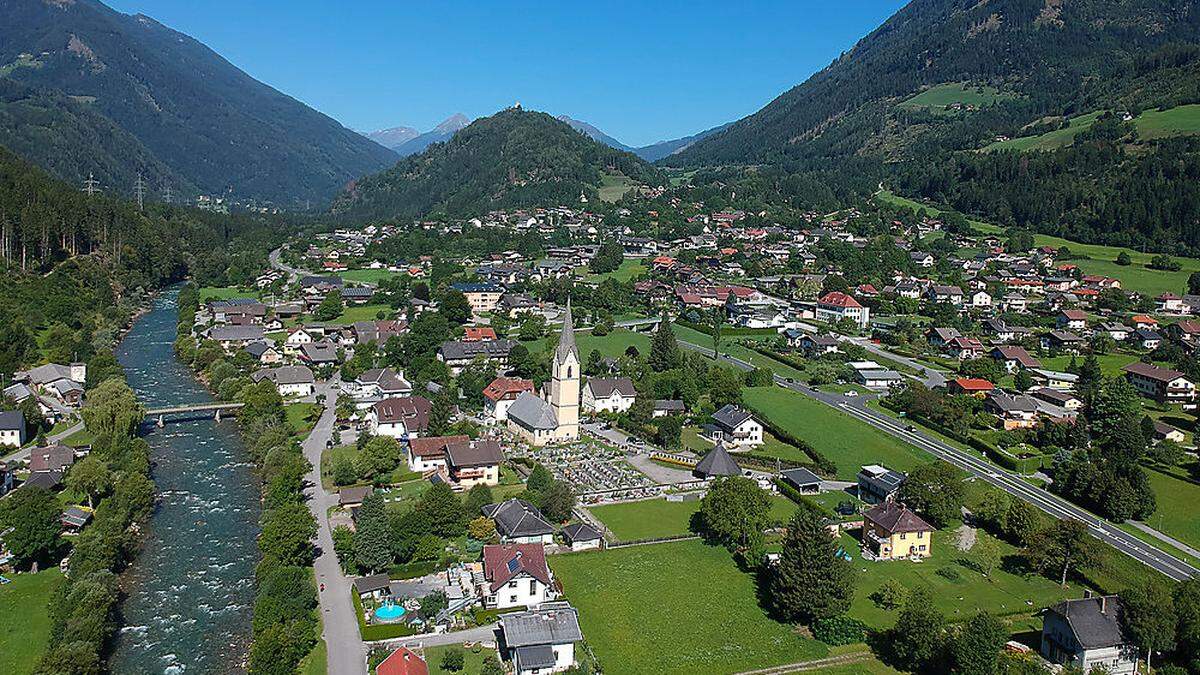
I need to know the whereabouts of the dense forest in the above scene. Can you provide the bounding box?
[0,146,294,376]
[333,109,664,222]
[0,0,396,206]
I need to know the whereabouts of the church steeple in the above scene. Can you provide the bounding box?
[555,298,579,364]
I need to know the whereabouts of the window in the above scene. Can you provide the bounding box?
[508,581,517,588]
[567,366,572,378]
[530,580,537,595]
[900,532,906,540]
[509,595,517,604]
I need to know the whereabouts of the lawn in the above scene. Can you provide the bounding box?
[524,327,653,361]
[61,427,94,447]
[198,286,259,302]
[743,386,930,480]
[1041,353,1138,376]
[842,530,1076,630]
[585,258,646,283]
[986,104,1200,152]
[423,644,499,675]
[549,540,827,675]
[876,189,1200,297]
[681,426,811,466]
[0,568,62,675]
[285,403,321,436]
[672,325,807,380]
[337,269,401,284]
[588,495,797,541]
[1142,463,1200,553]
[900,82,1017,111]
[597,172,637,203]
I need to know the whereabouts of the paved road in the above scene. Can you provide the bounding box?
[388,624,498,648]
[268,247,306,282]
[2,419,85,464]
[303,381,368,675]
[676,337,1200,581]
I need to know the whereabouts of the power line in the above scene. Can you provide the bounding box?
[83,172,101,196]
[134,172,146,211]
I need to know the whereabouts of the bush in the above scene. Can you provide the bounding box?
[870,578,909,610]
[441,647,465,672]
[935,566,962,582]
[811,615,868,645]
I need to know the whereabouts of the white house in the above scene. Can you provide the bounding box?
[481,543,558,610]
[482,499,556,545]
[970,290,992,308]
[369,396,432,440]
[581,377,637,414]
[284,327,318,352]
[1041,595,1137,675]
[0,410,26,448]
[251,365,315,398]
[816,291,870,330]
[406,435,463,473]
[498,602,583,675]
[703,404,763,447]
[483,377,536,422]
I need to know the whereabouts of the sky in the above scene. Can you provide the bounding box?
[105,0,907,147]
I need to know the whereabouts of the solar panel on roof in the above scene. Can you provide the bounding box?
[507,556,522,574]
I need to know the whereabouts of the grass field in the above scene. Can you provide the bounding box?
[1041,353,1138,376]
[0,569,62,675]
[840,530,1075,629]
[198,286,259,302]
[900,82,1017,111]
[524,327,653,360]
[876,190,1200,297]
[550,540,827,675]
[742,387,930,480]
[285,403,321,436]
[598,172,638,203]
[424,644,499,675]
[1142,464,1200,553]
[589,495,798,541]
[585,258,646,283]
[672,325,809,380]
[681,426,810,465]
[986,104,1200,152]
[336,269,401,284]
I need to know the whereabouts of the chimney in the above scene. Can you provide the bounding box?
[1100,595,1107,614]
[1083,590,1093,599]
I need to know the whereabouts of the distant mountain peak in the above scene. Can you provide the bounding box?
[364,125,420,150]
[435,113,470,134]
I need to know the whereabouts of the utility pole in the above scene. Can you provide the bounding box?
[83,172,101,196]
[134,172,146,211]
[162,183,173,205]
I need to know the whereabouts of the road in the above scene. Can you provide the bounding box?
[2,419,85,465]
[302,381,368,675]
[676,337,1200,581]
[268,247,308,282]
[388,624,498,648]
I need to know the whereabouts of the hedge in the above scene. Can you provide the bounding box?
[388,560,438,580]
[353,591,423,642]
[677,318,779,337]
[877,400,1051,475]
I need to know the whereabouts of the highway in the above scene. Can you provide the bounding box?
[677,337,1200,582]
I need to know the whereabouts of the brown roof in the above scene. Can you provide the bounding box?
[446,439,505,468]
[483,377,535,402]
[409,435,469,459]
[483,543,551,592]
[373,396,432,431]
[28,444,74,474]
[864,502,933,535]
[1123,362,1187,384]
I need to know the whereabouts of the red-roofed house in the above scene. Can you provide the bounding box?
[480,543,558,609]
[948,378,995,397]
[862,502,934,561]
[484,377,536,422]
[816,292,870,329]
[464,326,498,342]
[407,435,469,473]
[377,648,429,675]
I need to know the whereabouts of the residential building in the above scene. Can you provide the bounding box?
[445,438,504,488]
[560,523,602,551]
[947,378,994,397]
[990,346,1041,373]
[370,396,433,440]
[406,435,466,473]
[484,377,536,422]
[581,377,637,414]
[450,282,505,314]
[346,367,413,406]
[984,391,1040,430]
[779,467,821,495]
[0,410,26,447]
[376,648,428,675]
[498,602,584,675]
[702,404,763,447]
[1122,362,1196,404]
[861,501,934,561]
[1041,595,1136,675]
[437,339,516,375]
[857,464,905,504]
[816,291,870,329]
[481,543,558,609]
[482,499,556,544]
[252,365,315,398]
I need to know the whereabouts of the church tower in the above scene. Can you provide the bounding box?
[548,299,580,441]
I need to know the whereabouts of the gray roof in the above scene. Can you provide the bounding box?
[585,377,636,398]
[711,404,753,432]
[694,443,741,478]
[1048,596,1127,650]
[500,602,583,648]
[482,499,554,538]
[0,410,24,431]
[301,342,339,363]
[514,645,556,671]
[352,573,390,594]
[507,392,559,431]
[654,399,685,412]
[207,325,266,342]
[253,365,314,386]
[555,300,579,364]
[561,522,602,543]
[445,439,505,468]
[438,339,515,362]
[22,363,75,385]
[780,467,821,488]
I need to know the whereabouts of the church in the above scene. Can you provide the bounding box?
[506,302,580,446]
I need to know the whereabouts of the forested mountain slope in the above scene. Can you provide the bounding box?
[0,0,396,206]
[333,108,663,221]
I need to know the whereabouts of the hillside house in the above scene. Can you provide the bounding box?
[581,377,637,414]
[861,501,933,561]
[1041,595,1136,675]
[480,543,558,610]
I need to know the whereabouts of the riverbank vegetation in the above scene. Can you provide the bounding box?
[175,284,319,675]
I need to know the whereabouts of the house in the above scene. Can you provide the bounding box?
[376,647,429,675]
[445,439,505,488]
[560,523,602,551]
[1152,420,1185,444]
[370,396,433,440]
[862,502,934,561]
[816,291,870,329]
[1122,362,1196,404]
[1042,330,1084,354]
[0,410,26,447]
[284,327,319,350]
[1099,323,1132,342]
[207,325,267,349]
[348,368,413,405]
[252,365,315,398]
[407,435,467,473]
[481,543,558,609]
[1030,387,1083,411]
[1130,315,1158,331]
[581,377,637,414]
[798,334,841,357]
[948,337,985,360]
[437,339,516,375]
[855,368,904,390]
[990,346,1041,373]
[703,405,763,447]
[351,320,407,346]
[857,464,905,504]
[925,327,961,348]
[927,285,964,306]
[1168,320,1200,345]
[1041,595,1136,675]
[482,499,556,544]
[1135,328,1162,351]
[1056,309,1088,331]
[693,442,742,479]
[780,467,822,495]
[244,342,283,365]
[61,506,92,532]
[338,486,372,508]
[299,341,340,367]
[464,326,498,342]
[909,251,935,268]
[352,573,392,602]
[1029,369,1078,391]
[947,378,994,397]
[450,282,505,314]
[970,290,993,308]
[484,377,536,422]
[1157,293,1185,314]
[498,602,584,675]
[652,400,685,418]
[984,392,1040,430]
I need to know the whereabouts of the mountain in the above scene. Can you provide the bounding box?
[364,125,421,150]
[333,108,663,221]
[668,0,1200,167]
[635,122,734,162]
[0,0,396,206]
[392,113,472,157]
[557,115,636,153]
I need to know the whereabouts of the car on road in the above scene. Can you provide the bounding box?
[845,390,859,397]
[905,424,915,432]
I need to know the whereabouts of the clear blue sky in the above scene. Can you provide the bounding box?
[106,0,906,147]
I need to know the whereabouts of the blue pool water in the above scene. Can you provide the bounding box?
[374,602,407,622]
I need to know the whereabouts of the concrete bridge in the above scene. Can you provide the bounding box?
[144,402,244,426]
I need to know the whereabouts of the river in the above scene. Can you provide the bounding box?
[109,287,260,674]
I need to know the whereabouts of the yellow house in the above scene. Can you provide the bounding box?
[861,502,934,561]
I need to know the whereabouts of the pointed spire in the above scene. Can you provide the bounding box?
[555,298,578,363]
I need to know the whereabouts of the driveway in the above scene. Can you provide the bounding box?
[303,381,368,675]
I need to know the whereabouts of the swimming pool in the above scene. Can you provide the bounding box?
[374,601,407,622]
